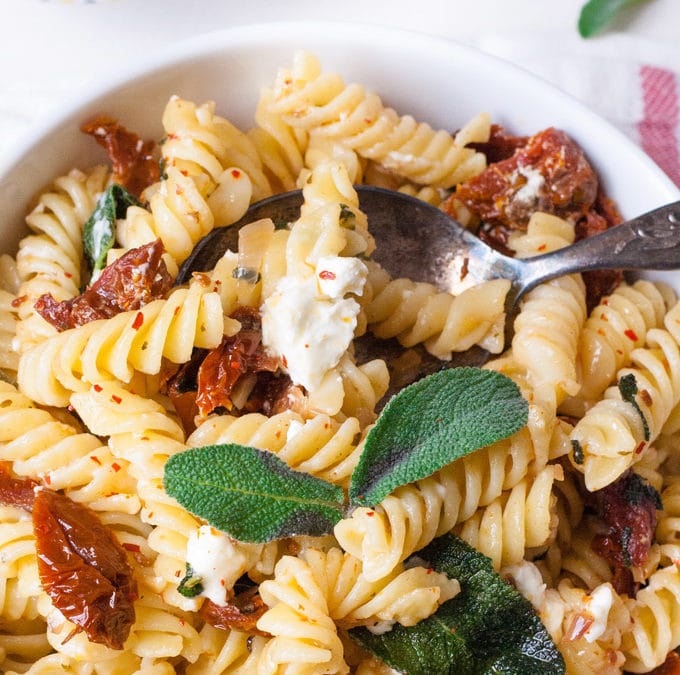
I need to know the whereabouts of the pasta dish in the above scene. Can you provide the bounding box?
[0,50,678,674]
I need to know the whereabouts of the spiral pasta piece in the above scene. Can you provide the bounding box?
[185,625,267,675]
[188,409,364,489]
[574,280,675,408]
[454,464,562,570]
[300,547,458,630]
[13,166,109,354]
[571,301,680,491]
[334,402,563,581]
[620,565,680,672]
[366,276,510,359]
[1,629,53,675]
[256,555,349,674]
[17,276,229,407]
[0,289,19,376]
[508,213,587,410]
[0,382,139,513]
[0,506,41,624]
[252,86,308,192]
[266,51,489,189]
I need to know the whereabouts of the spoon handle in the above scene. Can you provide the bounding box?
[519,200,680,289]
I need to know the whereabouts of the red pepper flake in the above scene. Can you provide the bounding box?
[460,257,470,281]
[90,456,102,465]
[122,543,140,553]
[141,436,149,441]
[174,306,181,316]
[635,442,646,455]
[624,329,639,342]
[111,395,122,405]
[427,568,433,574]
[566,613,594,642]
[44,475,52,485]
[640,389,653,407]
[64,272,73,279]
[132,312,144,330]
[537,243,547,252]
[231,169,241,179]
[318,270,336,281]
[11,295,28,308]
[282,355,288,368]
[366,511,375,517]
[111,463,122,473]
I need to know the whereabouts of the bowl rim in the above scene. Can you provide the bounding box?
[1,20,678,205]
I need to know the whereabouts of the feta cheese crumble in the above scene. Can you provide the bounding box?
[261,255,367,393]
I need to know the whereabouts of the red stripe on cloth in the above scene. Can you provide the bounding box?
[638,65,680,187]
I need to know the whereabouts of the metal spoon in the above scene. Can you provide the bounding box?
[177,186,680,393]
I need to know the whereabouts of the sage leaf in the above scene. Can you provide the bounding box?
[350,368,528,506]
[163,444,345,543]
[350,534,564,675]
[578,0,650,38]
[83,183,141,275]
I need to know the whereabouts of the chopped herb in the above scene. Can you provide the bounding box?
[177,563,204,598]
[620,526,633,567]
[339,203,356,229]
[623,472,662,510]
[571,439,585,465]
[83,183,142,277]
[618,373,650,441]
[159,157,168,181]
[231,267,261,284]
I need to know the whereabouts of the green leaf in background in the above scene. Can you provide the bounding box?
[578,0,651,38]
[163,444,345,542]
[83,183,141,275]
[350,534,565,675]
[349,368,528,507]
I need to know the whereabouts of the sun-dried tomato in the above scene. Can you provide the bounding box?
[199,586,270,636]
[0,463,38,511]
[456,127,598,232]
[588,470,662,596]
[649,651,680,675]
[166,308,280,430]
[32,489,136,649]
[35,239,173,330]
[575,191,625,311]
[0,465,136,649]
[81,114,159,198]
[245,372,307,417]
[467,124,529,164]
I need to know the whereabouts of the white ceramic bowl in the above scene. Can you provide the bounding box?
[1,20,678,274]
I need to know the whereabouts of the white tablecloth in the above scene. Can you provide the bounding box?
[2,0,679,186]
